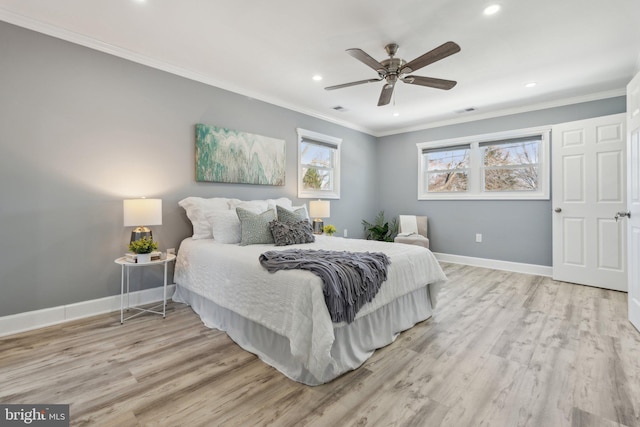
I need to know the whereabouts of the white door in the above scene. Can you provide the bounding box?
[552,113,627,291]
[627,71,640,332]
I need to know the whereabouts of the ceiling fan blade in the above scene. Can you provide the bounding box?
[346,48,387,74]
[402,76,457,90]
[400,41,461,74]
[377,83,395,106]
[324,78,382,91]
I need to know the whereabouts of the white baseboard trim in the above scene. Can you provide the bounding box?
[0,254,551,337]
[0,285,176,338]
[433,252,553,277]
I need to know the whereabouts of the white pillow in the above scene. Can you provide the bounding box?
[267,198,293,209]
[206,210,241,244]
[237,199,295,222]
[229,198,293,214]
[178,197,234,239]
[230,200,270,213]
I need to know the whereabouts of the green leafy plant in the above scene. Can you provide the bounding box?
[323,224,337,236]
[362,211,398,242]
[128,236,159,254]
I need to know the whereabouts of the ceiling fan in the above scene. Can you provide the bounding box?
[325,41,461,106]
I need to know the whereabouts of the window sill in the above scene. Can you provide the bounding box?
[418,192,549,201]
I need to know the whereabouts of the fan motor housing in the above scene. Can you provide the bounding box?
[380,58,407,74]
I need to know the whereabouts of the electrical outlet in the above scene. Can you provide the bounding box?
[344,229,348,238]
[475,234,482,243]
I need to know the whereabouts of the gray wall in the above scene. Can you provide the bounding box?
[0,20,628,318]
[377,97,626,266]
[0,22,378,317]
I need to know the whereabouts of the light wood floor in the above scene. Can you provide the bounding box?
[2,263,640,427]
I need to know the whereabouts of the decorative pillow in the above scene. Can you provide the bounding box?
[206,210,241,244]
[269,220,316,246]
[290,204,310,220]
[236,207,276,246]
[179,197,234,239]
[276,205,309,223]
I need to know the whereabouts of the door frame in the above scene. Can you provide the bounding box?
[627,71,640,331]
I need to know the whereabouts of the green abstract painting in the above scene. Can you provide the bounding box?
[195,124,286,185]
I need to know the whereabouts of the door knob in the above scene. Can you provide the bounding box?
[554,208,562,213]
[615,211,631,222]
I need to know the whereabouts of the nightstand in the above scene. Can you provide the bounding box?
[114,254,176,324]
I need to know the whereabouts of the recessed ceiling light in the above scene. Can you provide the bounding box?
[455,107,477,114]
[392,112,400,117]
[312,75,323,81]
[483,4,501,15]
[525,82,537,88]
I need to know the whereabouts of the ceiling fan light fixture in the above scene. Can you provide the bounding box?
[483,4,501,15]
[312,75,323,81]
[525,81,537,88]
[327,41,460,107]
[393,112,400,117]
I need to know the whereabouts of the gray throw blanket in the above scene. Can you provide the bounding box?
[259,249,390,324]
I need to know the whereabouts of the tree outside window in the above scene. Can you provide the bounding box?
[297,129,341,199]
[425,146,470,193]
[482,139,540,192]
[417,128,549,200]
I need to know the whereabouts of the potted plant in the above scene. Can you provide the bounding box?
[323,224,337,236]
[128,236,159,263]
[362,211,398,242]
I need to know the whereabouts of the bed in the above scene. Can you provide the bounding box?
[172,197,447,385]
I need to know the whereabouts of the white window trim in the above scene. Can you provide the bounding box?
[417,126,551,200]
[297,128,342,199]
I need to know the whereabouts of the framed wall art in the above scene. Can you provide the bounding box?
[196,123,285,186]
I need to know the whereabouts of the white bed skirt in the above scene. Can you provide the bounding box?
[173,285,433,385]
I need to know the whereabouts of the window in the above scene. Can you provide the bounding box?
[417,127,550,200]
[297,128,341,199]
[481,137,540,192]
[425,145,470,193]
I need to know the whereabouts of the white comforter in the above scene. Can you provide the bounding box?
[173,235,446,380]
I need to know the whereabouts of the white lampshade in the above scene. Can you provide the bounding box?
[309,200,330,218]
[123,198,162,227]
[309,200,330,235]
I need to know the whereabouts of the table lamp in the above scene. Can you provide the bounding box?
[309,200,330,234]
[123,198,162,243]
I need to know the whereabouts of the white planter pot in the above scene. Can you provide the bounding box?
[137,253,151,264]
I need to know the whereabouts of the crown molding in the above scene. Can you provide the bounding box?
[374,88,627,137]
[0,9,629,139]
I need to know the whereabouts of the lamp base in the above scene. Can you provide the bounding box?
[312,219,324,235]
[130,226,152,244]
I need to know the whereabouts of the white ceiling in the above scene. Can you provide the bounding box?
[1,0,639,136]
